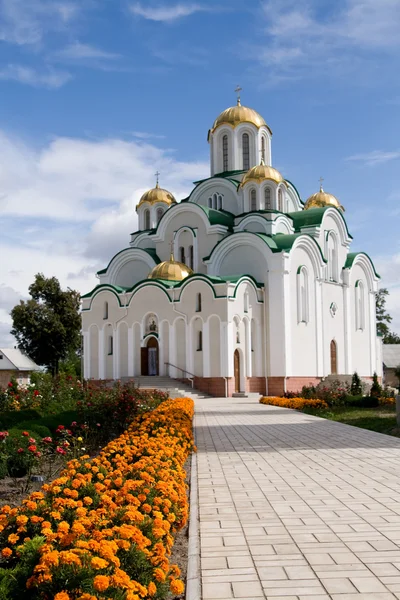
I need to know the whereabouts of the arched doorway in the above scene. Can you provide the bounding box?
[234,349,241,393]
[330,340,337,375]
[141,337,159,375]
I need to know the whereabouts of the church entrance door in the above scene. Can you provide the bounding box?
[330,340,337,375]
[141,337,159,376]
[234,349,240,393]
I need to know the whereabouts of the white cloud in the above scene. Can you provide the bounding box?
[0,64,72,88]
[56,42,121,61]
[254,0,400,83]
[129,2,206,22]
[346,150,400,166]
[0,0,79,46]
[0,129,208,345]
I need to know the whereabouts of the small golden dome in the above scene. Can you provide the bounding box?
[304,187,345,211]
[137,183,177,208]
[210,99,271,135]
[148,254,193,282]
[240,162,285,187]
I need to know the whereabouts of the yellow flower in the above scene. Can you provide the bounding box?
[91,556,109,569]
[170,579,185,595]
[93,575,110,592]
[54,592,71,600]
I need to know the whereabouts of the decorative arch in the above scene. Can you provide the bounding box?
[105,248,158,287]
[355,279,365,331]
[326,230,339,282]
[205,232,272,279]
[321,207,352,247]
[289,236,326,281]
[297,266,309,324]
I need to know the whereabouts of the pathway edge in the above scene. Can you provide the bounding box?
[186,413,201,600]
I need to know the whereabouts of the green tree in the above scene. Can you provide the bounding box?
[370,372,382,398]
[350,372,362,396]
[384,331,400,344]
[395,366,400,393]
[11,274,81,375]
[375,288,400,343]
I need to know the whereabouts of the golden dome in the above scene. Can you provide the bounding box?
[304,187,345,211]
[210,99,271,135]
[240,162,285,187]
[137,183,177,208]
[148,254,193,282]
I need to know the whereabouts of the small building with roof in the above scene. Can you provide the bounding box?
[0,348,41,388]
[383,345,400,389]
[81,93,382,396]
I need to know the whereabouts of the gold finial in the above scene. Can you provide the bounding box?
[318,176,324,192]
[235,85,242,106]
[169,239,175,262]
[155,170,160,189]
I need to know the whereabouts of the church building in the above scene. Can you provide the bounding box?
[81,94,382,396]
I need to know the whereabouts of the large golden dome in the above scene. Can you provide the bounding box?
[240,163,285,187]
[210,99,271,135]
[148,254,193,282]
[137,183,177,208]
[304,187,345,211]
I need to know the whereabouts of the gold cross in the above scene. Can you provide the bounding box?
[235,85,242,105]
[155,170,160,187]
[318,176,324,191]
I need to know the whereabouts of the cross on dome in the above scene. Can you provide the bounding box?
[318,176,324,191]
[234,85,242,106]
[155,170,160,188]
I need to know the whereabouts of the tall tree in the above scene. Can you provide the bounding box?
[11,274,81,375]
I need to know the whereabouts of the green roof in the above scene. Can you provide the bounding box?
[81,284,128,300]
[288,206,353,238]
[236,209,281,219]
[193,169,245,185]
[344,252,380,278]
[96,247,160,276]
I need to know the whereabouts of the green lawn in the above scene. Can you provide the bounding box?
[304,405,400,437]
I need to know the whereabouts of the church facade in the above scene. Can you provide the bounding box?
[81,97,382,396]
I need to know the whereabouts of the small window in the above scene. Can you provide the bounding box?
[197,330,203,351]
[278,189,283,212]
[264,187,271,209]
[261,137,266,163]
[104,301,108,320]
[297,267,309,324]
[218,194,223,210]
[222,135,228,171]
[108,335,113,356]
[0,354,3,360]
[242,133,250,170]
[180,246,185,264]
[213,193,218,209]
[156,207,163,224]
[355,280,365,331]
[144,209,150,230]
[250,189,257,211]
[189,245,194,270]
[208,197,212,208]
[196,293,202,312]
[236,325,240,344]
[244,292,249,313]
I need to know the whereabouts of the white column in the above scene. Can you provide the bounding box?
[342,274,352,375]
[128,326,134,377]
[368,291,377,375]
[98,329,105,380]
[226,322,234,377]
[113,327,120,380]
[159,329,165,376]
[282,265,292,378]
[245,320,252,378]
[83,332,91,379]
[186,321,192,376]
[203,320,211,377]
[169,323,177,378]
[315,280,324,376]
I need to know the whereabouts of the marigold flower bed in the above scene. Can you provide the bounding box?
[0,397,195,599]
[260,397,329,410]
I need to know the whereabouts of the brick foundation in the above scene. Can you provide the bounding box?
[192,377,234,397]
[246,377,267,395]
[285,377,322,394]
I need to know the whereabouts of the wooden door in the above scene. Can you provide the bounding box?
[147,337,159,376]
[141,348,148,376]
[330,340,337,375]
[234,349,240,392]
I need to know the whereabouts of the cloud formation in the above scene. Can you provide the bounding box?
[346,150,400,166]
[0,64,72,88]
[129,3,207,22]
[56,42,122,61]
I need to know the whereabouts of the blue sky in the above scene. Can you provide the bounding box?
[0,0,400,345]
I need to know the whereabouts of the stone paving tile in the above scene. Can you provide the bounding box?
[195,397,400,599]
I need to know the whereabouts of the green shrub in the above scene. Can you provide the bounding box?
[370,372,382,398]
[5,429,40,478]
[350,372,363,396]
[36,410,79,433]
[14,422,52,439]
[0,409,42,430]
[361,396,379,408]
[344,394,364,406]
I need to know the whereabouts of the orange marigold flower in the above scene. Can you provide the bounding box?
[170,579,185,595]
[16,515,28,527]
[57,521,70,534]
[83,496,93,506]
[91,556,109,569]
[154,568,166,582]
[54,592,71,600]
[93,575,110,592]
[148,581,157,596]
[8,533,19,544]
[1,547,12,558]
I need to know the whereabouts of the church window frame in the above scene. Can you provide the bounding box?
[326,231,339,282]
[250,188,257,212]
[242,133,250,170]
[261,136,266,163]
[103,301,109,320]
[108,334,113,356]
[144,209,150,230]
[244,291,249,313]
[264,186,271,209]
[189,245,194,269]
[197,330,203,351]
[278,188,283,212]
[179,246,186,265]
[297,266,309,324]
[156,207,164,224]
[222,134,229,171]
[218,194,223,210]
[355,280,365,331]
[208,196,212,208]
[196,292,202,312]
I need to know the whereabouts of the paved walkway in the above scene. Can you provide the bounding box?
[195,396,400,600]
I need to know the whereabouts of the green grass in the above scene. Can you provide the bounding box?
[304,405,400,437]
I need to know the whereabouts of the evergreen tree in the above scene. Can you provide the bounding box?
[11,274,81,375]
[350,372,362,396]
[370,372,382,398]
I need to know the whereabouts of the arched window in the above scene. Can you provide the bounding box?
[196,293,202,312]
[108,335,113,356]
[297,267,309,324]
[208,197,212,208]
[264,187,271,209]
[197,330,203,351]
[261,137,266,163]
[236,327,240,344]
[327,232,338,282]
[179,246,185,264]
[144,209,150,230]
[213,193,218,209]
[355,280,365,330]
[218,194,223,210]
[189,245,194,270]
[103,301,108,320]
[278,189,283,212]
[244,291,249,313]
[156,207,163,224]
[222,135,228,171]
[250,189,257,211]
[330,340,337,374]
[242,133,250,170]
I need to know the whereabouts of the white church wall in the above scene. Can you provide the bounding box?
[133,323,141,375]
[161,321,169,376]
[118,322,129,377]
[322,283,346,375]
[104,323,113,379]
[135,237,156,250]
[350,263,375,376]
[175,318,186,375]
[114,260,150,288]
[208,315,221,377]
[89,325,99,379]
[267,266,289,377]
[218,245,267,282]
[191,317,204,377]
[319,212,350,277]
